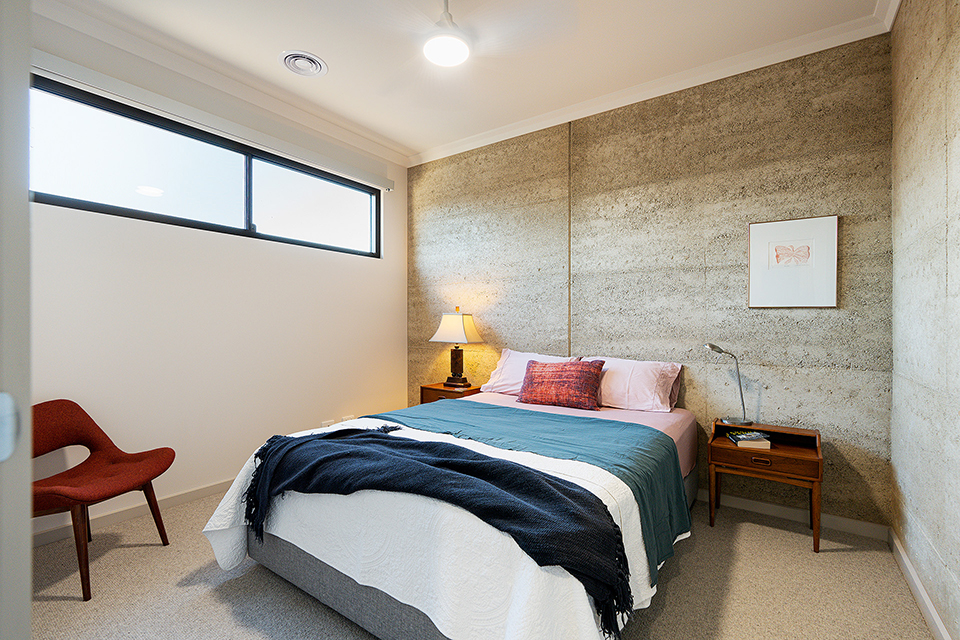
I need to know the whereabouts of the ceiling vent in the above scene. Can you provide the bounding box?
[280,51,328,77]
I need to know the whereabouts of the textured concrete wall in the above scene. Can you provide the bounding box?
[891,0,960,636]
[569,36,892,524]
[408,126,571,401]
[408,36,893,525]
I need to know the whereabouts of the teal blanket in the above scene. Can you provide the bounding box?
[366,399,691,586]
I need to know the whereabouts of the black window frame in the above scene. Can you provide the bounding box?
[29,74,382,258]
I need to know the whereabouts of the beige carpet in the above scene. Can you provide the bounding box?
[32,493,933,640]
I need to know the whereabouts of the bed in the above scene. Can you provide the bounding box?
[204,353,698,640]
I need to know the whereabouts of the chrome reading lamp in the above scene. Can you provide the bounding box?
[704,343,752,426]
[430,307,484,387]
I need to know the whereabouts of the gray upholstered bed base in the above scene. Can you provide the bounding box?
[246,467,700,640]
[248,528,451,640]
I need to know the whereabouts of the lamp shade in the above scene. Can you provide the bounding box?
[430,311,483,344]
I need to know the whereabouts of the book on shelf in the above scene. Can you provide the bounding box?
[726,429,771,449]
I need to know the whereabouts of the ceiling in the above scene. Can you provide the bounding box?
[38,0,900,165]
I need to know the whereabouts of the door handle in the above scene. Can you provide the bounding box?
[0,392,19,462]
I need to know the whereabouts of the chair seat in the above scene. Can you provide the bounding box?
[32,399,176,600]
[33,446,175,514]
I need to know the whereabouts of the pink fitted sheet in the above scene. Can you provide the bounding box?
[462,392,698,478]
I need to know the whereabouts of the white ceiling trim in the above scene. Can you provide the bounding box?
[32,0,415,167]
[31,51,396,191]
[877,0,904,29]
[410,4,900,165]
[33,0,904,169]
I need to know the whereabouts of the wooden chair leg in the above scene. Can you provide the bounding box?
[85,505,92,542]
[142,482,169,546]
[69,504,92,601]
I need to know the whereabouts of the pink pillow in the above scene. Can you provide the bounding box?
[517,360,605,411]
[582,357,682,412]
[480,349,579,395]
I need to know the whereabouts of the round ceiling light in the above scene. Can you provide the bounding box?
[423,32,470,67]
[424,1,470,67]
[279,50,328,77]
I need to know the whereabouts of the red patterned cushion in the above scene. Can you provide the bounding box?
[517,360,605,410]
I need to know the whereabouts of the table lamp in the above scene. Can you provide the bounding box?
[430,307,484,387]
[704,343,752,426]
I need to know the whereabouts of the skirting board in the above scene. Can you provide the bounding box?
[890,531,954,640]
[698,489,953,640]
[32,479,233,548]
[696,488,888,539]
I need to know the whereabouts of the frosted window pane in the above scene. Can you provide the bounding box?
[30,88,245,228]
[252,159,374,253]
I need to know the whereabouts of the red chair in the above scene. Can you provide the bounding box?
[32,399,175,600]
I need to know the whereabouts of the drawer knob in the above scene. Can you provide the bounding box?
[751,456,772,466]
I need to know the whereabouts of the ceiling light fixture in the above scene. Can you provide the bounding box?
[280,50,328,77]
[423,0,470,67]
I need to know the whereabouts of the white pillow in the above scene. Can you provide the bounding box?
[481,349,578,395]
[582,357,682,412]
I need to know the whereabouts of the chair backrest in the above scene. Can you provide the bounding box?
[32,399,118,458]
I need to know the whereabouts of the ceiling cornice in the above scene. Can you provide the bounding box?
[32,0,903,169]
[31,0,415,167]
[409,0,902,165]
[877,0,904,29]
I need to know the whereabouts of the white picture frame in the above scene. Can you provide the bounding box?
[748,215,838,308]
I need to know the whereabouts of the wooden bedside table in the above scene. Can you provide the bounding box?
[708,419,824,552]
[420,383,482,405]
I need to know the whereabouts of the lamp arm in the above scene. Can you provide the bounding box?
[731,353,747,423]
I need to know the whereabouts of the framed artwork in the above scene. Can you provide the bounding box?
[748,215,838,308]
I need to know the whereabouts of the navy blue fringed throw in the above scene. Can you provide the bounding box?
[366,399,691,587]
[244,427,633,640]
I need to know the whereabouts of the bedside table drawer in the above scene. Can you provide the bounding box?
[420,383,481,404]
[711,445,820,479]
[421,387,457,403]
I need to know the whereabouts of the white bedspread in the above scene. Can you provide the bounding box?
[204,413,689,640]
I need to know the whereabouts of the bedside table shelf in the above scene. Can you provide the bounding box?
[420,383,482,405]
[708,420,824,551]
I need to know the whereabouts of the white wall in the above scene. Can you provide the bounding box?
[30,9,408,535]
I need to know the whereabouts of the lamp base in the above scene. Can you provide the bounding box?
[719,417,754,426]
[443,346,471,387]
[443,375,471,388]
